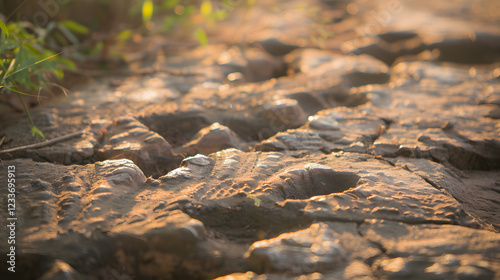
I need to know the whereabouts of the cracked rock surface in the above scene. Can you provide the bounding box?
[1,0,499,279]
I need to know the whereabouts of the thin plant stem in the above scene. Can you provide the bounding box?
[17,92,35,129]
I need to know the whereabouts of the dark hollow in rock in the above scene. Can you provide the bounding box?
[350,33,500,66]
[285,91,330,116]
[217,45,288,83]
[139,114,210,148]
[95,117,184,178]
[346,40,427,66]
[341,71,391,87]
[223,117,275,142]
[430,34,500,65]
[225,98,308,142]
[378,31,419,43]
[309,169,361,196]
[443,143,500,171]
[272,164,361,200]
[254,38,300,56]
[184,201,308,243]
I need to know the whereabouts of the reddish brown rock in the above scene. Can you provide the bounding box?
[96,117,183,177]
[245,223,347,273]
[361,220,500,280]
[256,105,387,153]
[0,0,499,279]
[179,122,247,156]
[285,48,390,86]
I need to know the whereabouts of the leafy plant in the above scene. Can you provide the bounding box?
[43,20,90,52]
[129,0,256,45]
[0,18,78,139]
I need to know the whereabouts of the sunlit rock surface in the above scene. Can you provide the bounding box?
[0,0,499,279]
[245,223,348,273]
[178,122,247,156]
[285,48,391,86]
[95,117,183,177]
[362,220,500,280]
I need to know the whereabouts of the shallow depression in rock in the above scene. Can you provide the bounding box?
[272,164,361,200]
[1,0,500,279]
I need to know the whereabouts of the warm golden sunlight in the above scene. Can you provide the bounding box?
[0,0,499,279]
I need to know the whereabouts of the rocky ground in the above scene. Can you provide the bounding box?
[1,0,500,279]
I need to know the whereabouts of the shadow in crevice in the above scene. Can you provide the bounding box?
[271,165,362,200]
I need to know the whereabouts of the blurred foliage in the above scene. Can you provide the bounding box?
[0,0,256,139]
[133,0,255,44]
[0,18,85,138]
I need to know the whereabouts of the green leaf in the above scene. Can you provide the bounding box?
[128,1,143,17]
[117,29,133,42]
[44,21,58,39]
[1,41,17,53]
[23,43,41,56]
[0,18,9,39]
[0,56,8,83]
[5,52,60,80]
[162,0,179,9]
[200,1,212,16]
[142,0,154,23]
[88,41,104,56]
[1,56,18,85]
[184,5,196,16]
[60,20,89,34]
[57,56,76,70]
[52,67,64,79]
[57,24,80,45]
[31,126,45,139]
[213,10,228,21]
[162,16,177,32]
[194,28,208,46]
[54,31,70,46]
[15,68,32,88]
[5,86,40,97]
[34,52,60,65]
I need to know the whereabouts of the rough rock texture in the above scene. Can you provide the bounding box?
[245,223,348,273]
[95,117,183,177]
[362,220,500,280]
[1,0,499,279]
[177,122,247,156]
